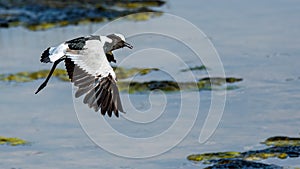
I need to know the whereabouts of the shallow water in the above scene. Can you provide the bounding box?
[1,0,300,168]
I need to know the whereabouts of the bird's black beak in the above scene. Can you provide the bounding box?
[124,42,133,49]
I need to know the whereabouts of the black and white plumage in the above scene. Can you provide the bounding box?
[35,34,133,117]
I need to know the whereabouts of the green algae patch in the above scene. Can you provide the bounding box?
[125,12,163,21]
[1,71,33,82]
[188,136,300,168]
[0,136,28,146]
[242,150,289,161]
[187,151,241,162]
[261,136,300,147]
[26,22,58,31]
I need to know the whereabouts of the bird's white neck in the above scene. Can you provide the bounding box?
[100,36,113,43]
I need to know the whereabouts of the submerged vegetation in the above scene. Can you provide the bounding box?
[0,68,242,93]
[0,0,166,30]
[119,77,242,93]
[0,69,69,82]
[113,66,159,79]
[0,136,28,146]
[180,65,207,72]
[187,136,300,168]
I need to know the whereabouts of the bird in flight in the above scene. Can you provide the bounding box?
[35,34,133,117]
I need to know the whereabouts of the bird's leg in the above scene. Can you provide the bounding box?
[35,58,64,94]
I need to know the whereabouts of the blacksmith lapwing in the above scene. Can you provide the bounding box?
[35,34,133,117]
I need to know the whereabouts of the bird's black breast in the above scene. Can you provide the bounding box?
[106,52,116,63]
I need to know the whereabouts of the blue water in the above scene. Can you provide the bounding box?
[1,0,300,168]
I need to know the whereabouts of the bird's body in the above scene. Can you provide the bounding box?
[35,34,132,117]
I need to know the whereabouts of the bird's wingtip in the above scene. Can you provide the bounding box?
[40,47,51,63]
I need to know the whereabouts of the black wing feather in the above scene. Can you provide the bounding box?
[65,37,86,50]
[64,59,124,117]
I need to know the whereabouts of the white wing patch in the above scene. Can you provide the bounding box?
[66,40,116,79]
[100,36,113,43]
[49,43,68,62]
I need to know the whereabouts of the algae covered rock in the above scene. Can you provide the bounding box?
[0,0,166,30]
[204,159,283,169]
[261,136,300,147]
[113,0,165,9]
[187,135,300,168]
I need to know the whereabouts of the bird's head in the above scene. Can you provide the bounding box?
[104,33,133,52]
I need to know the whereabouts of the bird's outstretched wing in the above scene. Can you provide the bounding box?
[65,39,124,117]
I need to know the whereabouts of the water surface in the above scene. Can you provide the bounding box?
[1,0,300,168]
